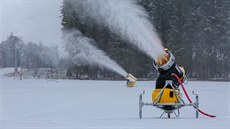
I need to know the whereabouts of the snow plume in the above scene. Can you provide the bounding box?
[40,46,59,67]
[63,29,128,77]
[70,0,166,60]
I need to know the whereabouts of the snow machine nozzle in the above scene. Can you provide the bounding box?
[125,73,137,87]
[154,48,175,71]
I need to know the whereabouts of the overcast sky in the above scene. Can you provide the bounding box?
[0,0,62,47]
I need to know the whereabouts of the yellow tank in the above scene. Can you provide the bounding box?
[152,88,180,103]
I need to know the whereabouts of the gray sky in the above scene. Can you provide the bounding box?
[0,0,62,47]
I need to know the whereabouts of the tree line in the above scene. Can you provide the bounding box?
[1,0,229,80]
[61,0,230,80]
[0,33,60,74]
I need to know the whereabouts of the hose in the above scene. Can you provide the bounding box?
[172,73,216,118]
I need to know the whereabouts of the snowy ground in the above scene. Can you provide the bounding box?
[0,68,230,129]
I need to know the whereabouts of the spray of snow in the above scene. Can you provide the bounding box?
[70,0,166,60]
[40,46,59,67]
[63,29,128,77]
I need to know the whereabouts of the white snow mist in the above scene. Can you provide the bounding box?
[71,0,166,60]
[63,29,128,77]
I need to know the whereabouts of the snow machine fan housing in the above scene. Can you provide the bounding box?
[154,49,175,71]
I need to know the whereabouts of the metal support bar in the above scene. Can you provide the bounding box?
[139,91,145,119]
[193,91,199,118]
[171,84,185,105]
[174,108,180,117]
[160,112,165,118]
[152,84,168,105]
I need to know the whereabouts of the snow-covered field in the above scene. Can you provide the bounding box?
[0,68,230,129]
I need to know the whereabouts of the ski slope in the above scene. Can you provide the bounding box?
[0,69,230,129]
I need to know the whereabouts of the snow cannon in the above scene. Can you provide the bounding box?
[125,73,137,87]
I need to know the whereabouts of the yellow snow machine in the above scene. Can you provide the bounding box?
[139,81,200,119]
[125,73,137,87]
[138,49,215,119]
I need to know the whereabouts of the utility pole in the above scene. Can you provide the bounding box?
[20,53,24,80]
[10,32,18,74]
[9,32,21,77]
[14,41,18,74]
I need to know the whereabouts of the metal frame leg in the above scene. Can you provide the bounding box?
[193,91,199,118]
[139,91,145,119]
